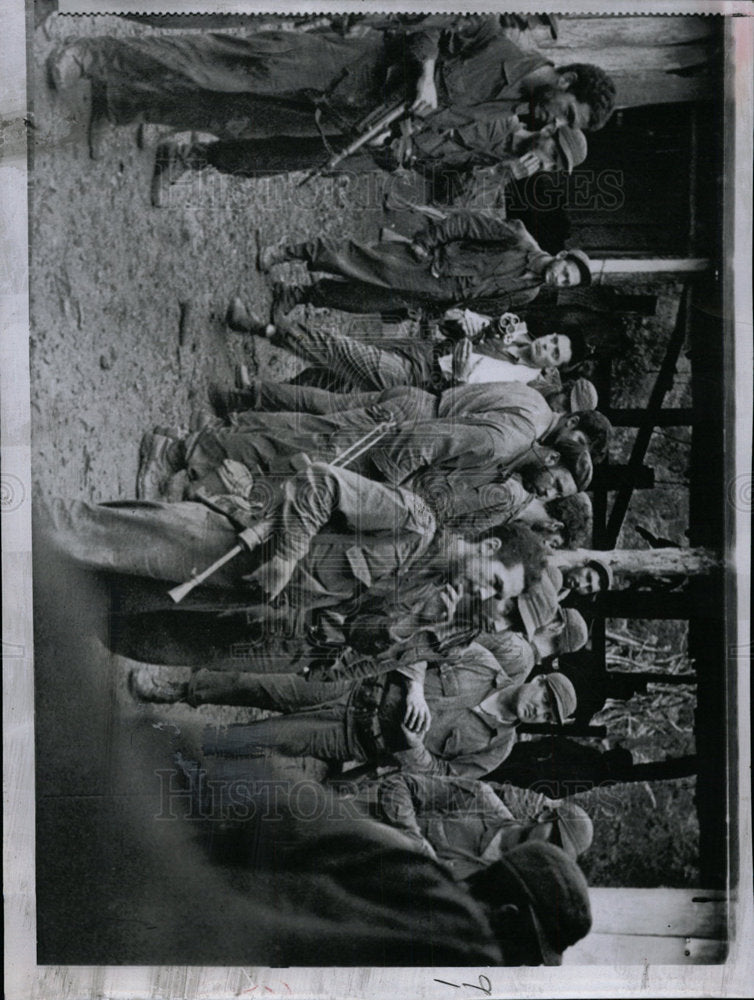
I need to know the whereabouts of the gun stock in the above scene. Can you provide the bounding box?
[167,578,203,604]
[168,542,244,604]
[166,426,394,602]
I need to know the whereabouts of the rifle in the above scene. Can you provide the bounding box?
[167,420,397,604]
[299,100,409,187]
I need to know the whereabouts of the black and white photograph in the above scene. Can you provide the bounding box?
[1,2,752,997]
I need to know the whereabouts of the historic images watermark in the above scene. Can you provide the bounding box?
[153,770,628,823]
[156,163,626,214]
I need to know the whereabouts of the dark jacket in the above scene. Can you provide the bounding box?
[414,215,550,307]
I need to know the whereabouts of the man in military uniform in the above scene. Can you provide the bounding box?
[355,771,593,878]
[259,214,592,317]
[134,639,578,778]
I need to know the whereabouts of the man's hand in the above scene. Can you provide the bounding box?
[216,458,255,497]
[457,309,492,340]
[243,553,297,600]
[410,241,430,261]
[439,582,464,622]
[403,679,432,734]
[452,337,473,381]
[510,151,541,180]
[411,60,438,117]
[365,403,394,423]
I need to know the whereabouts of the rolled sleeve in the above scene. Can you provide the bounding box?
[372,422,498,485]
[394,737,515,778]
[274,463,436,563]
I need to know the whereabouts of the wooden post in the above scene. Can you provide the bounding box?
[590,258,709,283]
[551,547,720,578]
[605,407,693,427]
[591,465,654,490]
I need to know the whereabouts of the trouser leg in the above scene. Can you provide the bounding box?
[278,319,415,391]
[190,670,353,710]
[286,240,451,305]
[203,136,329,176]
[110,612,313,670]
[39,498,252,587]
[305,279,435,317]
[202,705,354,762]
[227,380,386,414]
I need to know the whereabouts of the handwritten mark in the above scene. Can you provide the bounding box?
[434,975,492,996]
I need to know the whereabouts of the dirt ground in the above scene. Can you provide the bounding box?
[29,13,700,964]
[29,13,414,963]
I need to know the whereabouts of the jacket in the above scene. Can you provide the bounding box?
[409,111,520,171]
[413,215,550,306]
[382,637,534,777]
[374,772,536,879]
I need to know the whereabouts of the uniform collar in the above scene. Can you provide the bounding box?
[474,688,519,727]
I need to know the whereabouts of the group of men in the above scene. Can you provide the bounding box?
[44,13,622,965]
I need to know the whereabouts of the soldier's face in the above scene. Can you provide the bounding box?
[525,464,577,502]
[565,565,603,595]
[532,85,592,131]
[531,333,572,368]
[537,523,566,550]
[513,676,556,724]
[460,543,525,603]
[551,422,589,451]
[544,258,583,288]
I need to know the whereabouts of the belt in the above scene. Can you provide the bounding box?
[350,675,411,759]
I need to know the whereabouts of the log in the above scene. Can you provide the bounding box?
[550,547,720,578]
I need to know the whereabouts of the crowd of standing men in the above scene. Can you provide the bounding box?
[43,14,624,966]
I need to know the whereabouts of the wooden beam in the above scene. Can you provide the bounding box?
[489,747,698,791]
[613,72,716,110]
[538,15,715,49]
[518,722,606,738]
[594,589,698,619]
[565,887,728,965]
[539,43,712,73]
[605,671,696,699]
[606,407,693,427]
[591,258,709,282]
[591,465,655,490]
